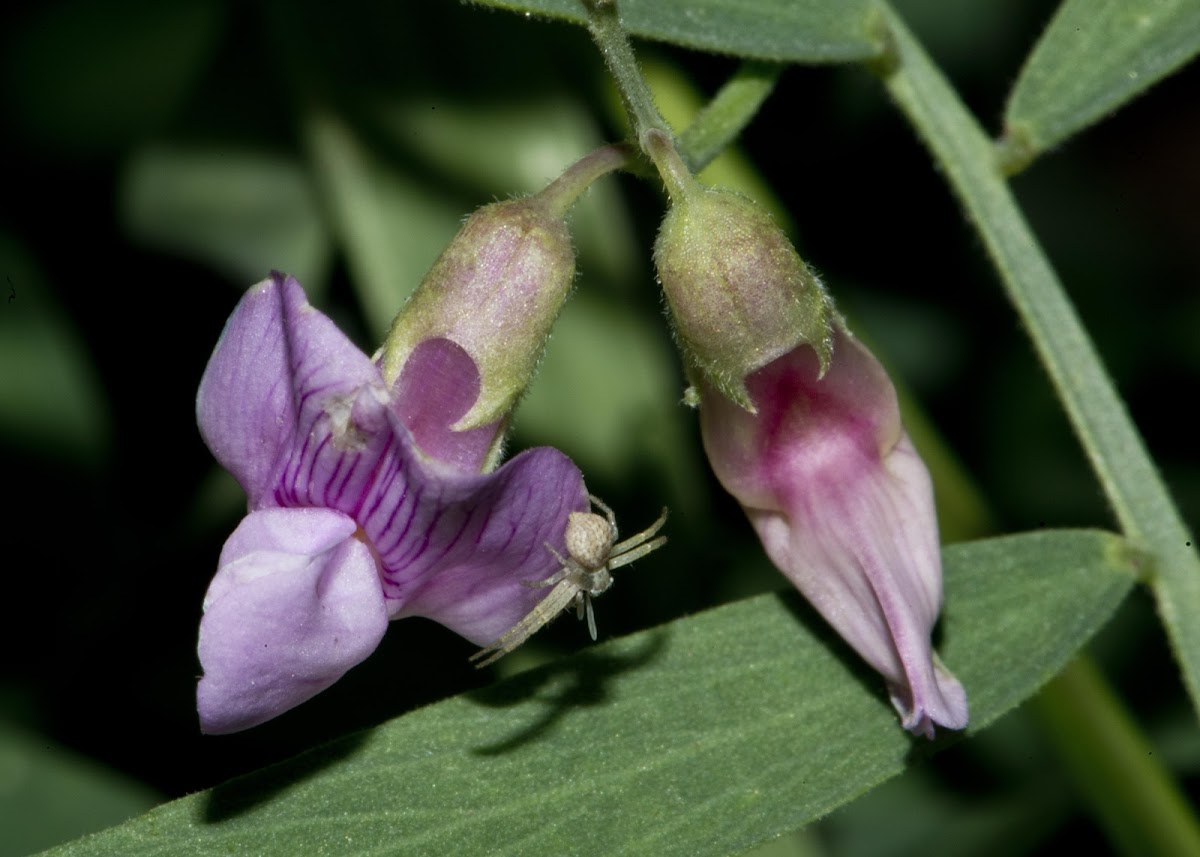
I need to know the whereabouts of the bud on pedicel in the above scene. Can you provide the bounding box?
[379,196,574,432]
[646,129,833,411]
[379,145,630,435]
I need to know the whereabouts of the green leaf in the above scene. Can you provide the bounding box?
[0,235,110,463]
[303,109,463,336]
[119,146,333,293]
[42,530,1134,857]
[879,2,1200,718]
[468,0,884,64]
[1002,0,1200,170]
[0,721,159,857]
[673,60,785,176]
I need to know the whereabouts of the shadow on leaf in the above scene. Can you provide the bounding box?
[467,629,668,755]
[202,730,370,823]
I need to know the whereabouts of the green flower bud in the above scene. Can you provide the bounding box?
[379,145,630,432]
[379,195,574,431]
[646,130,833,411]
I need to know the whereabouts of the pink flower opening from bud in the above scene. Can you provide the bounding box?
[699,326,968,738]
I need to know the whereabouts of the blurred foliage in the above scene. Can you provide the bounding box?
[0,0,1196,854]
[0,718,159,857]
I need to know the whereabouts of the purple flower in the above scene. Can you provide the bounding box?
[698,325,968,738]
[196,273,587,733]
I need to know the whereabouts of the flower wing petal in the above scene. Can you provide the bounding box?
[197,507,388,734]
[198,272,384,507]
[369,434,590,644]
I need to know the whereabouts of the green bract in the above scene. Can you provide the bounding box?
[653,182,833,410]
[380,196,575,430]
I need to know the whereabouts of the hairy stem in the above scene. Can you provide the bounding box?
[873,2,1200,848]
[582,0,671,141]
[876,2,1200,719]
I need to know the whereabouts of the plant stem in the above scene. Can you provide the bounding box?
[1033,659,1200,857]
[640,128,694,201]
[873,3,1200,849]
[875,3,1200,720]
[538,142,635,219]
[582,0,671,141]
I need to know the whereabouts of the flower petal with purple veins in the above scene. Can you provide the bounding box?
[376,441,589,643]
[195,273,589,731]
[197,272,383,508]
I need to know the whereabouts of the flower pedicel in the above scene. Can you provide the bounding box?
[195,145,667,733]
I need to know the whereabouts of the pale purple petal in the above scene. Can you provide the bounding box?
[197,507,388,734]
[701,326,967,736]
[196,275,296,504]
[388,337,502,472]
[201,273,590,640]
[747,431,966,736]
[196,273,592,732]
[251,326,589,640]
[374,441,589,643]
[197,272,385,508]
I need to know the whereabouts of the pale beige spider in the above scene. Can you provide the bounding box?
[470,495,668,668]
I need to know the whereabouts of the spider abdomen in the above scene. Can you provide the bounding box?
[565,511,617,569]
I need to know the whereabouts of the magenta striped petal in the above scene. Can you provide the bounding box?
[195,273,588,731]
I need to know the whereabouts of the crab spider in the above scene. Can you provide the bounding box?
[470,495,668,668]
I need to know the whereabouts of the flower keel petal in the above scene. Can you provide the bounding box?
[197,508,388,734]
[701,326,968,736]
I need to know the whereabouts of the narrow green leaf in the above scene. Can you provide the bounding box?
[42,530,1134,857]
[0,721,160,857]
[468,0,884,64]
[1002,0,1200,170]
[675,61,784,174]
[0,235,110,463]
[119,146,333,293]
[877,3,1200,716]
[303,109,463,335]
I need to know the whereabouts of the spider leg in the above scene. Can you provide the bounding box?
[469,580,579,668]
[588,493,619,542]
[523,565,571,588]
[585,593,597,640]
[521,543,573,588]
[610,507,669,555]
[607,535,667,570]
